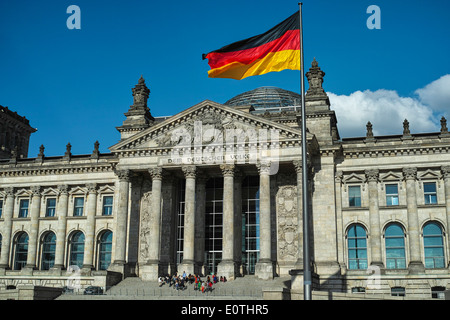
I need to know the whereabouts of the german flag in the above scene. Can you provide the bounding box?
[202,12,300,80]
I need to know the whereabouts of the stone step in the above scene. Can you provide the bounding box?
[56,275,291,300]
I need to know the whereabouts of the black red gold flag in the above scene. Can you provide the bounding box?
[202,12,300,80]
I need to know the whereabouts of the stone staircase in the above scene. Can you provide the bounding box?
[56,275,291,300]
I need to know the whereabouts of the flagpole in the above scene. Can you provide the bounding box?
[298,2,312,301]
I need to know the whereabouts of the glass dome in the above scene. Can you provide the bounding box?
[224,86,301,113]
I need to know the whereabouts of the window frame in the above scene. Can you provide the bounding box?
[384,223,406,269]
[45,198,57,217]
[347,224,368,270]
[385,184,399,206]
[73,197,85,217]
[18,199,30,218]
[348,185,362,207]
[101,195,114,216]
[423,182,437,205]
[423,222,445,269]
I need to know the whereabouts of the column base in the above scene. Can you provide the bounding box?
[178,260,197,276]
[108,260,129,277]
[140,262,161,281]
[217,260,237,280]
[255,259,274,280]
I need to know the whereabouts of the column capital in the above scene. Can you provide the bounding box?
[57,184,69,195]
[86,183,98,193]
[441,166,450,179]
[148,167,164,180]
[365,169,379,182]
[115,169,131,182]
[30,185,41,197]
[256,161,271,175]
[182,165,196,179]
[220,164,235,177]
[402,167,417,180]
[293,160,302,174]
[335,171,343,183]
[4,187,14,197]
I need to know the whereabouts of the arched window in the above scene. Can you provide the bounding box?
[69,231,85,269]
[347,224,368,270]
[385,224,406,269]
[98,230,112,270]
[41,232,56,270]
[14,232,29,270]
[423,222,445,268]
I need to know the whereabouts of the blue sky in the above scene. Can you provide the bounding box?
[1,0,449,156]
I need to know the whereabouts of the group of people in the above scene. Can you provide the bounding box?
[158,271,228,293]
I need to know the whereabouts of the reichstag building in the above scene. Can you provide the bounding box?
[1,59,450,298]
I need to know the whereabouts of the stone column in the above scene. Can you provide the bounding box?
[403,167,424,273]
[25,186,41,272]
[194,172,208,274]
[293,160,304,269]
[233,169,243,276]
[0,187,15,271]
[365,169,383,268]
[53,185,69,271]
[179,165,196,274]
[110,169,131,274]
[441,166,450,270]
[141,167,163,280]
[218,164,236,279]
[255,161,273,279]
[82,183,97,271]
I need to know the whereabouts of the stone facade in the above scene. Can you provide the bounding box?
[0,61,449,298]
[0,105,36,159]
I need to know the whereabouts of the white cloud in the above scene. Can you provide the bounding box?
[415,74,450,112]
[327,76,450,139]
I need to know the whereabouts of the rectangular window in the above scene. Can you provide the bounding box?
[19,199,29,218]
[102,196,113,216]
[348,186,361,207]
[386,184,399,206]
[0,200,3,218]
[424,182,437,204]
[46,198,56,217]
[73,197,84,216]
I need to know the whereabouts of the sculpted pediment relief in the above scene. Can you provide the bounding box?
[110,100,312,154]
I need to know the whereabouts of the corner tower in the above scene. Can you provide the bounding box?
[117,76,155,140]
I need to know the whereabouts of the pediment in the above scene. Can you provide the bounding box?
[380,171,402,181]
[343,173,365,184]
[110,100,313,154]
[418,169,441,180]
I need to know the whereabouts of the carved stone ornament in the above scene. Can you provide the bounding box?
[115,169,131,182]
[139,191,152,262]
[31,186,41,196]
[292,160,302,174]
[149,167,163,180]
[256,161,271,175]
[132,76,150,108]
[276,186,298,261]
[220,164,235,177]
[182,165,196,179]
[57,184,69,195]
[86,183,98,193]
[402,167,417,180]
[441,166,450,179]
[365,169,379,182]
[5,187,14,197]
[305,58,326,97]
